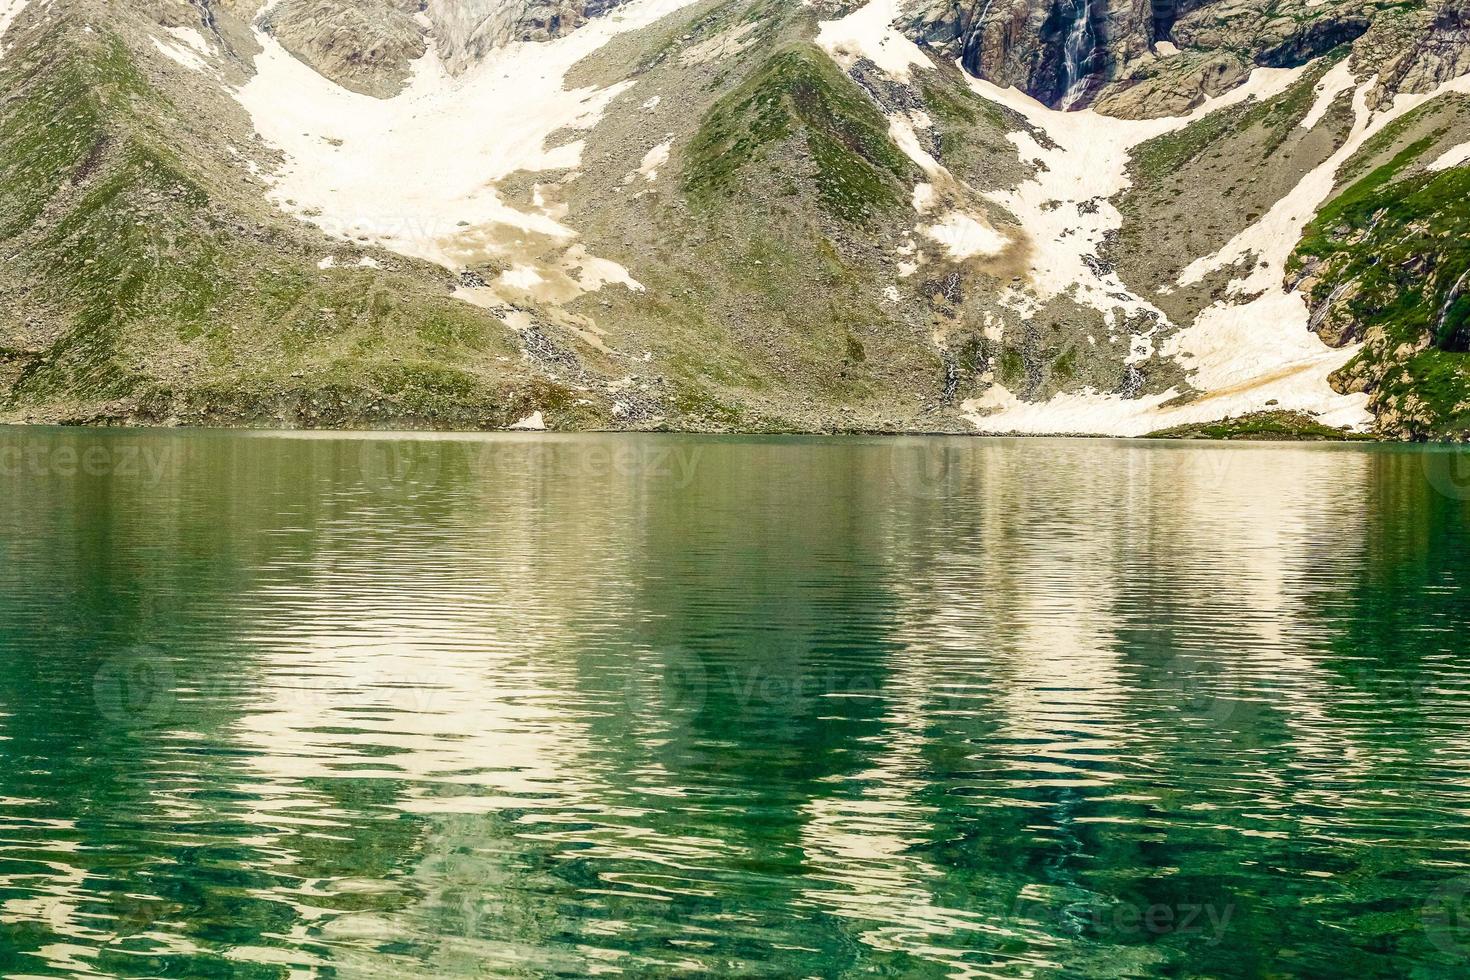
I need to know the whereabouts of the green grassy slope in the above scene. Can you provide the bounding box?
[557,18,968,433]
[1292,95,1470,440]
[0,20,569,428]
[683,44,917,223]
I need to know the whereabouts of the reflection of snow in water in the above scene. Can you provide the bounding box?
[1,432,1465,976]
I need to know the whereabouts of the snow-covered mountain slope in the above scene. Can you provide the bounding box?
[1,0,1468,437]
[236,0,695,291]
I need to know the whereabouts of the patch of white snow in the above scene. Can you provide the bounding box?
[233,0,701,306]
[911,183,938,214]
[1298,59,1355,130]
[0,0,30,58]
[499,265,546,291]
[509,411,546,430]
[1428,141,1470,171]
[166,25,211,57]
[920,211,1008,260]
[815,0,927,82]
[151,26,214,73]
[637,139,671,181]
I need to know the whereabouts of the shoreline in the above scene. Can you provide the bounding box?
[0,417,1434,443]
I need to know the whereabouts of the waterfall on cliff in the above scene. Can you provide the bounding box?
[961,0,998,75]
[1057,0,1098,109]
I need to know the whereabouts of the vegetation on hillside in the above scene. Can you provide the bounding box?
[0,24,556,427]
[1293,97,1470,440]
[1147,410,1373,441]
[683,44,916,223]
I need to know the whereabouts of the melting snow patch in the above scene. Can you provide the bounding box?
[152,26,213,73]
[821,6,1014,271]
[887,112,943,175]
[166,25,210,57]
[637,139,671,181]
[964,60,1470,438]
[233,0,700,307]
[0,0,29,58]
[964,65,1303,323]
[921,211,1008,260]
[1181,63,1470,300]
[962,372,1368,437]
[946,55,1390,435]
[509,411,546,431]
[320,255,380,270]
[1299,60,1356,130]
[500,265,546,291]
[678,21,758,67]
[816,0,928,81]
[566,244,644,292]
[1429,142,1470,171]
[1162,66,1470,433]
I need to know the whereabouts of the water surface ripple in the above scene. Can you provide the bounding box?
[2,431,1470,977]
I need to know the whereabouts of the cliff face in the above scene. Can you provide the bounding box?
[252,0,636,95]
[906,0,1154,108]
[427,0,631,71]
[263,0,426,98]
[903,0,1404,117]
[1358,0,1470,106]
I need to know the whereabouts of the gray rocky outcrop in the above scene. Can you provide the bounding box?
[901,0,1408,116]
[1355,0,1470,107]
[250,0,634,96]
[262,0,427,97]
[427,0,631,73]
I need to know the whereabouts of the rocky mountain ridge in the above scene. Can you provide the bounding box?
[0,0,1468,438]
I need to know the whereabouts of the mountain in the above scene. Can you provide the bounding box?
[1,0,1467,438]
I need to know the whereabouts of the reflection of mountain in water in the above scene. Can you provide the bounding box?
[2,433,1470,974]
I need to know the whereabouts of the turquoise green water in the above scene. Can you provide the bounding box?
[3,430,1470,977]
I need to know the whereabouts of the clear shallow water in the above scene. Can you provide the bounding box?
[2,430,1470,977]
